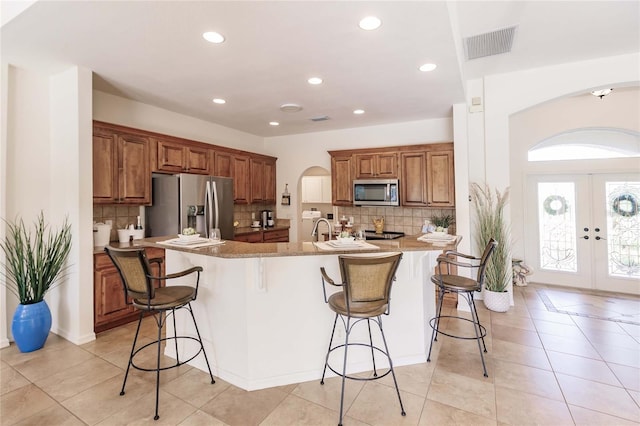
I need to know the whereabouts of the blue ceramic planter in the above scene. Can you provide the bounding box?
[11,300,52,353]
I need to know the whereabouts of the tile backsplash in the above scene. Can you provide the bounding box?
[93,205,142,242]
[335,206,456,236]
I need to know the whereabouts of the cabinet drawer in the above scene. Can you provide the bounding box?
[263,229,289,242]
[234,232,263,243]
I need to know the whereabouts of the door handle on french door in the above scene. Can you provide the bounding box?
[583,235,589,240]
[595,236,606,241]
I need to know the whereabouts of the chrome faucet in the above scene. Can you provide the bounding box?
[311,218,332,242]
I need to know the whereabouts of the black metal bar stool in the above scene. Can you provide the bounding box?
[427,239,497,377]
[319,252,405,426]
[104,246,215,420]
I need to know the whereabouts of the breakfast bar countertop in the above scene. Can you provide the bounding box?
[110,234,461,258]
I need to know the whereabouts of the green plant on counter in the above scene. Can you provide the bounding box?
[470,182,511,293]
[430,213,454,231]
[0,212,72,304]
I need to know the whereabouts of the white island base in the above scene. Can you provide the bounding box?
[164,248,439,391]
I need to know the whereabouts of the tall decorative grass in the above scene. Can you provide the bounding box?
[470,183,511,292]
[0,212,72,305]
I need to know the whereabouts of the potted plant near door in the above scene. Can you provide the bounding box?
[470,183,511,312]
[0,212,72,352]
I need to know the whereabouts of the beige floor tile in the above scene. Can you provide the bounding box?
[571,315,628,334]
[35,356,122,402]
[546,351,622,386]
[62,374,154,425]
[95,389,197,425]
[164,367,229,408]
[261,393,345,426]
[347,380,424,426]
[178,409,228,426]
[9,345,96,382]
[628,389,640,406]
[431,340,493,381]
[556,373,640,422]
[490,314,536,332]
[527,308,577,325]
[13,403,85,426]
[426,369,495,419]
[0,334,74,367]
[568,405,640,426]
[292,376,364,413]
[538,332,601,359]
[373,361,436,397]
[591,342,640,368]
[95,336,156,368]
[200,384,288,425]
[0,383,58,425]
[0,364,30,396]
[491,323,542,348]
[82,325,139,356]
[619,322,640,340]
[492,358,564,401]
[583,327,640,350]
[533,319,585,339]
[418,399,497,426]
[495,385,573,425]
[490,339,551,371]
[608,362,640,391]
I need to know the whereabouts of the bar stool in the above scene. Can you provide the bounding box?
[104,246,215,420]
[427,239,497,377]
[319,252,404,426]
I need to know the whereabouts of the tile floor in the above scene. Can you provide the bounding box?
[1,283,639,425]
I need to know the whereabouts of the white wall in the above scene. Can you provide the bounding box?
[93,91,264,153]
[265,118,453,241]
[1,65,95,346]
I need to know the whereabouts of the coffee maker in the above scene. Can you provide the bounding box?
[261,210,274,228]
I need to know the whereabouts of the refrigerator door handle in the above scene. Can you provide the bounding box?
[212,180,220,229]
[205,181,213,238]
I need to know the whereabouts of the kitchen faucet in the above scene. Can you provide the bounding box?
[311,218,332,242]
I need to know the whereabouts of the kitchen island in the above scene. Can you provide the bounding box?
[138,235,459,390]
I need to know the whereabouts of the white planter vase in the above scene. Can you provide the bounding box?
[483,289,510,312]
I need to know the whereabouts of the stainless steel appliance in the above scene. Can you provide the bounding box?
[146,174,235,239]
[353,179,400,206]
[261,209,274,227]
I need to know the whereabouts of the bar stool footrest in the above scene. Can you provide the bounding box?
[429,315,487,340]
[131,336,204,372]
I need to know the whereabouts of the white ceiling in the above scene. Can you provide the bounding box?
[2,1,639,137]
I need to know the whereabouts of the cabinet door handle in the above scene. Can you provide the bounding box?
[583,235,589,240]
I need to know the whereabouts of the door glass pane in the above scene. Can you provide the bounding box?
[605,181,640,278]
[538,182,577,272]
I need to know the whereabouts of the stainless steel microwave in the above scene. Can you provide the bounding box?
[353,179,399,206]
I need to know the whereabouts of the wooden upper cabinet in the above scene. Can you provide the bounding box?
[354,152,398,179]
[93,124,150,205]
[331,155,354,206]
[214,151,233,177]
[264,159,276,204]
[156,139,210,174]
[250,157,277,204]
[232,154,251,204]
[426,150,455,207]
[400,151,428,207]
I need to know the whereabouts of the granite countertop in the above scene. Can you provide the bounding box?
[95,234,461,258]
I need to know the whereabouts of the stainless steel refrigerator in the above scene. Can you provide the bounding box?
[146,174,235,240]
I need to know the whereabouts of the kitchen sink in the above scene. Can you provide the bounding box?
[363,230,405,240]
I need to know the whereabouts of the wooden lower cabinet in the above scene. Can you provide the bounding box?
[234,228,289,243]
[94,247,165,333]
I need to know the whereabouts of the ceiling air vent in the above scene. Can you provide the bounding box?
[310,116,330,122]
[464,25,517,60]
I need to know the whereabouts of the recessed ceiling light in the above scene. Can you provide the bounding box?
[308,77,323,85]
[269,121,280,126]
[419,63,437,72]
[280,103,303,113]
[212,98,226,104]
[353,109,365,115]
[359,16,382,30]
[203,31,225,44]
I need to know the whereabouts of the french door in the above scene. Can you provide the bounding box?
[525,173,640,295]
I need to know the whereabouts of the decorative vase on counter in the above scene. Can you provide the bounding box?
[11,300,52,352]
[372,217,385,234]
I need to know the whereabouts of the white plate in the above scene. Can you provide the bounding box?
[170,237,208,245]
[327,240,363,248]
[178,233,201,241]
